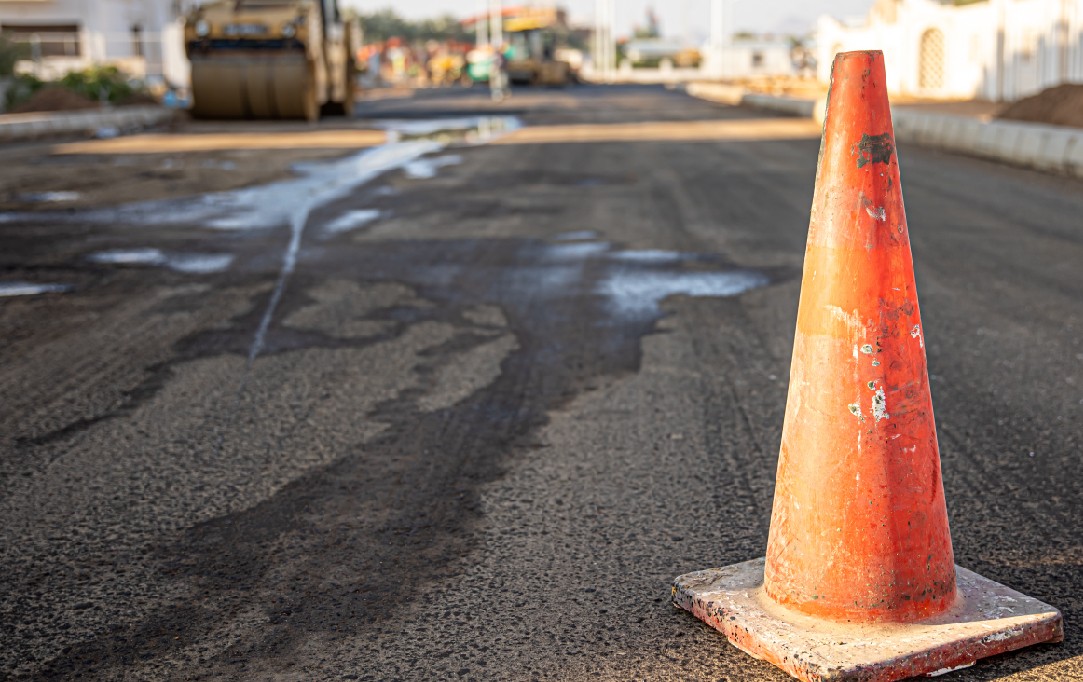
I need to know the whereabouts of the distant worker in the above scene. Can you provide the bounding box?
[490,45,508,101]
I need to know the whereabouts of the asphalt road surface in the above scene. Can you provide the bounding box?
[2,85,1081,681]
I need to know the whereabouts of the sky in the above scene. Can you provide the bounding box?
[341,0,877,41]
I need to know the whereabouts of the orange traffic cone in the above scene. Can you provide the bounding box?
[673,50,1062,681]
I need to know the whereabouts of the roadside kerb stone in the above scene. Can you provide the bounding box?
[685,83,1083,180]
[0,105,176,143]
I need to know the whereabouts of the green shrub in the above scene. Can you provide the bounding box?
[0,33,29,76]
[58,65,134,103]
[4,73,43,109]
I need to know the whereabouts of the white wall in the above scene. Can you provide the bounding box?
[0,0,189,83]
[724,43,793,77]
[816,0,1083,100]
[702,40,795,79]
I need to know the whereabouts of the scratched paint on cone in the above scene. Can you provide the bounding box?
[854,132,895,168]
[872,387,889,421]
[765,49,957,625]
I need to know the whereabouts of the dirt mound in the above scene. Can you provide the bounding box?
[9,86,100,114]
[997,84,1083,128]
[117,91,160,107]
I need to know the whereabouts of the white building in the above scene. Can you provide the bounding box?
[0,0,198,87]
[716,38,796,78]
[816,0,1083,100]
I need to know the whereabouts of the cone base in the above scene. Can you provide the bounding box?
[673,558,1062,682]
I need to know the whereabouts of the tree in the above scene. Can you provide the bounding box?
[356,9,470,44]
[1,33,29,76]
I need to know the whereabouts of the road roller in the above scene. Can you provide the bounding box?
[184,0,360,121]
[502,7,572,87]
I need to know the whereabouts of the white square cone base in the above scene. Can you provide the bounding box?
[673,557,1062,682]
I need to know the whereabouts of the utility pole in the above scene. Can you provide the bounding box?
[477,0,489,49]
[710,0,725,78]
[488,0,504,99]
[601,0,614,79]
[995,0,1006,103]
[594,0,610,80]
[489,0,503,49]
[1058,0,1069,83]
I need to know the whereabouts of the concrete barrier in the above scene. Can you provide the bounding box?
[0,105,176,143]
[685,82,746,106]
[686,84,1083,180]
[1064,136,1083,175]
[742,93,816,118]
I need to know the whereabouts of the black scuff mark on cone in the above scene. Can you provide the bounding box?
[855,133,895,168]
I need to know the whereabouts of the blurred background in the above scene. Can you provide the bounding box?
[4,3,1083,681]
[1,0,1082,123]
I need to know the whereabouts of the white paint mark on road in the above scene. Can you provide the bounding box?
[5,136,462,233]
[554,230,598,241]
[0,281,70,297]
[238,126,517,366]
[609,249,685,264]
[323,209,381,235]
[203,140,442,232]
[167,253,234,274]
[18,191,81,203]
[88,248,166,266]
[374,115,522,143]
[88,249,234,274]
[200,159,237,171]
[597,270,769,317]
[404,154,461,179]
[545,241,611,260]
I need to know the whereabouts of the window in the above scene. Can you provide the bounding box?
[0,24,82,58]
[919,28,945,90]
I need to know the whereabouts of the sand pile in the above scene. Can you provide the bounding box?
[9,86,100,114]
[998,84,1083,128]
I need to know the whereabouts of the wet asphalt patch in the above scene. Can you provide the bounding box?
[2,108,795,678]
[22,230,783,677]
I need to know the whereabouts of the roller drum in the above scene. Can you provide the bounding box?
[189,54,316,121]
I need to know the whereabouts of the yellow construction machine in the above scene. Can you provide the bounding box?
[503,8,572,87]
[184,0,359,121]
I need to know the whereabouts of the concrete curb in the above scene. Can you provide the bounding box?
[685,82,1083,180]
[0,106,177,143]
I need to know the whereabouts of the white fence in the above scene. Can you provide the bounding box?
[8,26,188,89]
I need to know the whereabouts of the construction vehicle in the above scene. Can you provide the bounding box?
[503,9,572,87]
[184,0,360,121]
